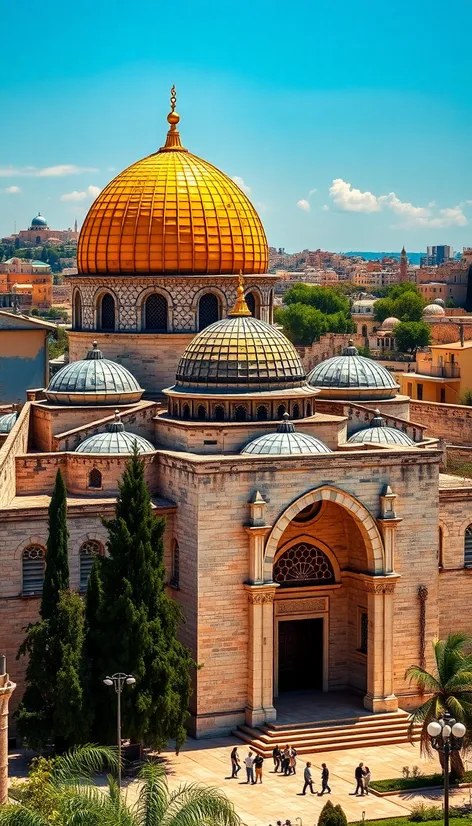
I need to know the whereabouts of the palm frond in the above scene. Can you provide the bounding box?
[132,762,169,826]
[0,807,49,826]
[405,665,440,693]
[52,744,118,784]
[163,783,241,826]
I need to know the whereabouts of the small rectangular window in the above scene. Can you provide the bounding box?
[417,384,423,400]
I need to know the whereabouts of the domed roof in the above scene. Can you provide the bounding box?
[380,316,400,331]
[45,342,144,405]
[0,411,17,433]
[241,414,331,455]
[348,411,415,446]
[174,278,305,391]
[75,411,154,454]
[423,303,446,317]
[30,213,48,227]
[433,298,445,307]
[307,341,399,401]
[78,87,268,275]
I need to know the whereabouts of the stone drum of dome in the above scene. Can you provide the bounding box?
[45,342,144,405]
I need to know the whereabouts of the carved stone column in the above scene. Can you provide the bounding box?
[377,485,402,574]
[0,658,16,805]
[244,585,278,726]
[245,491,271,585]
[363,576,400,713]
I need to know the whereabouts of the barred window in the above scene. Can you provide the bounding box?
[74,291,82,331]
[80,541,103,592]
[359,611,368,654]
[171,542,180,589]
[198,293,219,331]
[100,293,115,331]
[22,545,45,595]
[88,468,102,489]
[465,525,472,567]
[144,294,168,332]
[274,543,334,588]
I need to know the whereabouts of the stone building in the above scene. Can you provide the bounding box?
[2,91,472,750]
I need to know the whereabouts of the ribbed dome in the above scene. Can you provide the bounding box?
[175,315,305,391]
[307,341,399,401]
[45,342,144,405]
[30,213,48,227]
[348,411,415,446]
[423,303,446,317]
[241,414,331,455]
[380,317,400,331]
[433,298,445,307]
[75,412,154,454]
[78,88,268,275]
[0,412,17,433]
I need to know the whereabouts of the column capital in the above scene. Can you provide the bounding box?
[377,517,403,529]
[244,583,279,603]
[244,525,272,538]
[362,574,401,594]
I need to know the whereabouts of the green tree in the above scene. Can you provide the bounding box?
[42,469,69,620]
[393,321,431,355]
[284,283,350,315]
[460,389,472,406]
[446,297,456,308]
[405,633,472,780]
[275,304,328,344]
[394,290,424,322]
[85,451,195,750]
[388,282,423,300]
[14,236,20,250]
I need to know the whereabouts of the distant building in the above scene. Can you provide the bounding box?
[421,245,454,267]
[399,247,408,282]
[0,258,52,309]
[3,214,79,247]
[0,311,56,403]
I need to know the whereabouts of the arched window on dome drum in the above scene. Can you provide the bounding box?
[74,291,82,331]
[198,293,220,331]
[214,405,225,421]
[464,525,472,567]
[144,293,168,332]
[182,404,190,420]
[22,545,46,596]
[277,404,286,419]
[88,468,102,489]
[171,541,180,589]
[306,403,312,418]
[197,404,206,421]
[274,543,334,588]
[245,291,260,319]
[235,405,247,422]
[256,405,268,421]
[172,402,178,417]
[292,403,300,419]
[79,540,103,592]
[99,293,115,331]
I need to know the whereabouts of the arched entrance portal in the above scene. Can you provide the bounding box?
[244,485,400,727]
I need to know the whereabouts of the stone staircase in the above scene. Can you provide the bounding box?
[233,710,421,756]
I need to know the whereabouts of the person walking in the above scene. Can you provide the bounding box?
[244,751,255,784]
[364,766,371,795]
[353,762,365,795]
[254,752,264,784]
[283,745,291,775]
[290,747,297,775]
[319,762,331,795]
[301,761,315,795]
[230,746,241,778]
[272,744,281,773]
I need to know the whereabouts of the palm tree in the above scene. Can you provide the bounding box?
[1,745,241,826]
[405,632,472,780]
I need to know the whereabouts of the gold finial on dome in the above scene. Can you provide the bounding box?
[161,84,187,152]
[229,271,252,317]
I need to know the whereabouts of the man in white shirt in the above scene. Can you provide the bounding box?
[244,750,255,784]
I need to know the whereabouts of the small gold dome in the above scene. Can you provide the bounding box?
[78,87,268,275]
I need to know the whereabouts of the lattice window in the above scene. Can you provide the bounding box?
[100,293,115,331]
[198,293,219,331]
[171,542,180,589]
[214,405,225,421]
[88,468,102,489]
[359,610,368,654]
[274,543,334,587]
[74,291,82,331]
[79,540,103,592]
[465,525,472,567]
[144,294,168,332]
[22,545,45,595]
[256,405,268,421]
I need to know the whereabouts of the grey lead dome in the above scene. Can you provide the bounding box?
[45,342,144,405]
[348,411,415,446]
[307,341,399,401]
[0,412,18,434]
[75,411,154,454]
[241,414,331,456]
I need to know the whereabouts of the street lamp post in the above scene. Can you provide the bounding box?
[103,673,136,789]
[427,712,466,826]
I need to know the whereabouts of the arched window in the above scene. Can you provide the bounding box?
[172,402,178,417]
[465,525,472,567]
[182,403,190,420]
[88,468,102,489]
[144,293,168,332]
[362,324,368,337]
[245,292,256,317]
[198,293,220,331]
[22,545,45,595]
[235,405,247,422]
[79,540,103,592]
[274,543,335,588]
[99,293,115,331]
[171,541,180,589]
[293,403,300,419]
[74,291,82,331]
[214,405,225,421]
[306,403,312,418]
[256,405,268,421]
[277,404,286,419]
[197,404,206,421]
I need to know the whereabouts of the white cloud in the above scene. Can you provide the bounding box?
[107,167,116,172]
[4,185,21,194]
[308,188,317,196]
[297,199,310,212]
[329,177,468,228]
[232,176,251,194]
[61,185,101,202]
[0,164,98,178]
[322,204,330,212]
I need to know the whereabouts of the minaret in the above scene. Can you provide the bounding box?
[74,218,78,233]
[400,246,408,282]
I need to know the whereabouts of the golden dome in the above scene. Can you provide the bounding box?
[78,87,268,275]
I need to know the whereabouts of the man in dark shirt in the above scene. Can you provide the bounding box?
[319,762,331,794]
[272,745,281,772]
[254,753,264,784]
[354,762,365,795]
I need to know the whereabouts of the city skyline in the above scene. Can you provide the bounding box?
[2,0,472,251]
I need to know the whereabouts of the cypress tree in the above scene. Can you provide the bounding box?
[86,450,195,750]
[41,469,69,620]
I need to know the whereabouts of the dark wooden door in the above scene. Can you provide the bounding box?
[278,618,323,692]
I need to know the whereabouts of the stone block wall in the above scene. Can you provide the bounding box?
[0,403,31,507]
[410,400,472,445]
[15,453,158,496]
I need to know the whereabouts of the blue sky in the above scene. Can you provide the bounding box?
[2,0,472,253]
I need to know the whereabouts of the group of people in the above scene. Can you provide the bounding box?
[231,747,264,783]
[272,745,298,775]
[352,762,371,795]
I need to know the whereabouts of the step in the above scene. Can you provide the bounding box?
[255,718,416,740]
[265,710,411,732]
[234,725,420,748]
[232,730,421,756]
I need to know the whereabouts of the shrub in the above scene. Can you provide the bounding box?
[409,803,442,822]
[411,765,422,778]
[402,766,410,778]
[318,801,348,826]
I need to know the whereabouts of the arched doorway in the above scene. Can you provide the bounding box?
[198,293,220,331]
